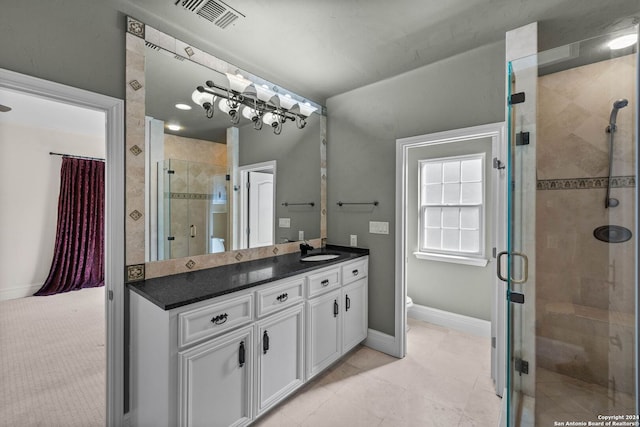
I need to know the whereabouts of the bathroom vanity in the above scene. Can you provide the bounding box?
[128,246,368,427]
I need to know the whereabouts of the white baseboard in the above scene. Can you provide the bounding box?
[364,328,400,357]
[0,284,42,301]
[408,303,491,337]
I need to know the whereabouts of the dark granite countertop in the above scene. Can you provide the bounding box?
[128,245,369,310]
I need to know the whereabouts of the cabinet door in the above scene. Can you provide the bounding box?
[342,278,368,353]
[306,289,342,380]
[255,304,304,416]
[179,325,253,427]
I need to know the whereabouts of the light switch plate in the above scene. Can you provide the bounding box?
[369,221,389,234]
[279,218,291,228]
[298,230,304,240]
[350,234,357,247]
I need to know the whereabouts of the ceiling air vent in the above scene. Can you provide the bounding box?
[175,0,244,29]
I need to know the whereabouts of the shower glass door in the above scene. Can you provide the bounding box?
[505,52,538,427]
[506,28,639,426]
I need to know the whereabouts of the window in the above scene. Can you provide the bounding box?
[416,153,487,266]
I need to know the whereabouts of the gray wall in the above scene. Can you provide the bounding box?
[406,138,494,321]
[238,113,321,243]
[326,41,506,335]
[0,1,126,99]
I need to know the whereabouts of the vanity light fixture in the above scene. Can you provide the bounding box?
[608,33,638,50]
[192,72,317,135]
[175,103,192,110]
[167,123,181,131]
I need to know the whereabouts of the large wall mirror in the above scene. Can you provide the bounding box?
[124,17,326,280]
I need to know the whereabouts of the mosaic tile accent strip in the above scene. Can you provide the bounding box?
[272,247,279,255]
[537,176,636,191]
[127,264,145,282]
[185,259,196,269]
[130,145,143,156]
[129,80,143,91]
[184,46,195,57]
[168,192,225,201]
[129,210,143,221]
[235,252,244,261]
[127,16,145,38]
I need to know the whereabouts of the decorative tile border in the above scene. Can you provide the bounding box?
[126,264,145,282]
[167,192,226,201]
[537,176,636,191]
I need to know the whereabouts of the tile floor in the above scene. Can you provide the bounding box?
[254,318,502,426]
[534,368,636,426]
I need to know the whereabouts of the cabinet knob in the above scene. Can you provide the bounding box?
[321,279,330,287]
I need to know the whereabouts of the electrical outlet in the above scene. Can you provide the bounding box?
[350,234,357,247]
[278,218,291,228]
[298,230,304,240]
[369,221,389,234]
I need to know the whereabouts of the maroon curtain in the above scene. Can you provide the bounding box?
[35,157,105,296]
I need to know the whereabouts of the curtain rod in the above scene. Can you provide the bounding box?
[49,152,105,162]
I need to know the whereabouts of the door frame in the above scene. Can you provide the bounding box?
[237,160,276,249]
[0,68,125,425]
[395,122,506,393]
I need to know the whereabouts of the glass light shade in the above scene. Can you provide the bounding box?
[175,103,192,111]
[225,73,252,92]
[167,124,181,131]
[241,106,258,120]
[608,34,637,50]
[255,84,275,102]
[262,112,277,125]
[299,102,318,117]
[277,94,298,109]
[191,90,215,107]
[218,98,232,114]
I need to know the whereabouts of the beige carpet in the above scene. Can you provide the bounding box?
[0,287,105,427]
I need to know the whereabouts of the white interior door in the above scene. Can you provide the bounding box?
[248,171,274,248]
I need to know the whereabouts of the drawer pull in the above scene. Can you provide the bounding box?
[263,330,270,354]
[334,300,339,317]
[346,294,351,312]
[238,341,245,367]
[352,269,359,276]
[276,293,289,303]
[211,313,228,325]
[321,279,330,287]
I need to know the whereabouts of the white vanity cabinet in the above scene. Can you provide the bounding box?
[306,259,368,380]
[178,325,254,427]
[255,304,304,416]
[129,255,368,427]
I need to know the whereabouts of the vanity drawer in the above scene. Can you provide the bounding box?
[178,294,253,348]
[256,277,305,317]
[341,258,368,285]
[307,267,341,298]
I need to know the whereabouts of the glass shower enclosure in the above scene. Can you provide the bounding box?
[158,159,228,260]
[505,27,639,426]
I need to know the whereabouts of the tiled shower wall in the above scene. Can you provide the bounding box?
[163,135,227,259]
[536,54,636,393]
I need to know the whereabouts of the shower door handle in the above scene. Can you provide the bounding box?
[496,251,529,284]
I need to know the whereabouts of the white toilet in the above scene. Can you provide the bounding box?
[210,237,225,253]
[406,296,414,331]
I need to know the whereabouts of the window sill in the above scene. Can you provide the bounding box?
[413,252,488,267]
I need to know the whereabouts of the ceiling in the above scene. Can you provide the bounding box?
[122,0,639,105]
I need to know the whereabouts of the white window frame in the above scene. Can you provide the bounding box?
[415,153,488,267]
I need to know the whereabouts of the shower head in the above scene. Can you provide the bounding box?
[609,98,629,128]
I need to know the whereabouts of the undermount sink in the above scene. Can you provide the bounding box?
[301,254,340,262]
